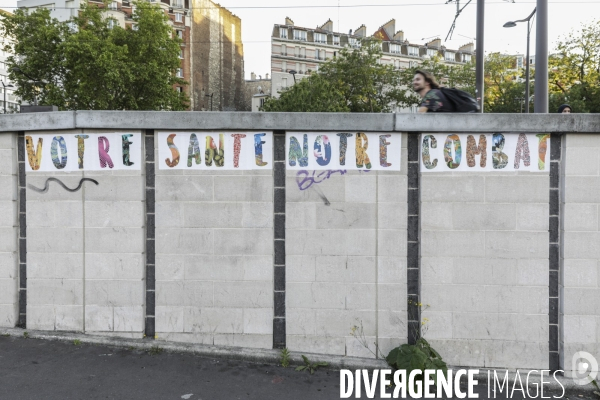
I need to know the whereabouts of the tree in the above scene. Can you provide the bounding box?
[549,20,600,113]
[262,39,408,113]
[0,0,188,110]
[483,52,527,113]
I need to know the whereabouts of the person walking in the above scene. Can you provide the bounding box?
[413,70,452,113]
[558,104,572,113]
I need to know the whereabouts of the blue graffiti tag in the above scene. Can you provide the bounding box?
[296,170,348,190]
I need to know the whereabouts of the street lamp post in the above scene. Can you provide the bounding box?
[288,70,297,84]
[504,7,536,113]
[1,81,14,114]
[205,93,213,111]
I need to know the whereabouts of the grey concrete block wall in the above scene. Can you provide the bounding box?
[25,129,146,336]
[5,113,600,372]
[421,169,550,370]
[562,134,600,375]
[0,133,18,327]
[154,132,274,349]
[286,134,408,358]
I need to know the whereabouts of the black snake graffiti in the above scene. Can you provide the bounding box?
[27,178,99,193]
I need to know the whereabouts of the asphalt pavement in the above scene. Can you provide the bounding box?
[0,335,597,400]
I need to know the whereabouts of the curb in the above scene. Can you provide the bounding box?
[1,327,597,396]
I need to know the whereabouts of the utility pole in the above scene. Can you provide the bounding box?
[534,0,548,113]
[475,0,485,112]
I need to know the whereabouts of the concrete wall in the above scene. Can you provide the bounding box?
[0,112,598,373]
[421,170,550,369]
[154,134,274,348]
[0,132,17,327]
[562,134,600,375]
[285,141,408,357]
[25,129,145,337]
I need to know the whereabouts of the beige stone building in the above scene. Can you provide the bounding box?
[270,17,475,111]
[191,0,245,111]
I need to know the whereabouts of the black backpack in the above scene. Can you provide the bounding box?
[439,87,480,113]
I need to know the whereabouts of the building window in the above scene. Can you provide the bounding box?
[179,49,184,59]
[349,38,360,48]
[176,30,183,39]
[445,51,455,61]
[175,13,183,22]
[463,54,471,63]
[108,1,117,10]
[177,68,183,77]
[315,49,320,60]
[408,46,419,56]
[314,33,326,44]
[409,61,418,68]
[173,0,183,8]
[107,19,115,29]
[333,35,340,45]
[281,61,287,72]
[293,30,307,41]
[280,27,287,39]
[281,44,286,56]
[177,86,183,93]
[390,44,401,54]
[516,56,523,69]
[427,48,437,57]
[132,24,138,31]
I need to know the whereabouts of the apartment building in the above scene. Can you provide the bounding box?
[191,0,245,111]
[271,18,475,101]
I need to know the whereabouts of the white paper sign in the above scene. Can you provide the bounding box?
[157,131,273,170]
[285,132,401,171]
[419,133,551,172]
[24,132,142,172]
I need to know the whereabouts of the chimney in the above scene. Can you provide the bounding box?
[355,25,367,37]
[265,73,269,80]
[285,17,294,26]
[459,42,474,53]
[393,30,404,41]
[251,72,256,80]
[427,38,442,49]
[320,19,333,32]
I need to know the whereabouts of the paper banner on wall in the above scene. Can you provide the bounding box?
[285,132,401,171]
[419,133,551,173]
[24,132,142,172]
[157,131,273,170]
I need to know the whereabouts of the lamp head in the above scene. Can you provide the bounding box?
[503,21,517,28]
[288,69,297,75]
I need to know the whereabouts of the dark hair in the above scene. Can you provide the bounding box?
[557,104,572,113]
[415,70,440,89]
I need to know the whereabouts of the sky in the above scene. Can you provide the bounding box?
[1,0,598,79]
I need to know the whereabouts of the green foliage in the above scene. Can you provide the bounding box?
[280,348,291,368]
[73,339,81,346]
[148,345,163,356]
[0,0,189,110]
[386,338,448,386]
[549,20,600,113]
[295,355,328,375]
[23,331,29,338]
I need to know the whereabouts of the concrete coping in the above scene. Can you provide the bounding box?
[0,111,597,133]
